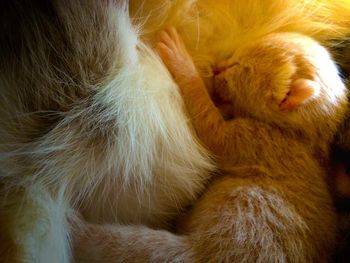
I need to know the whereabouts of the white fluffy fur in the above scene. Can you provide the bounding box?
[1,0,350,262]
[0,1,212,261]
[18,187,71,263]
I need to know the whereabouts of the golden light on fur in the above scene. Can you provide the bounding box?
[154,26,347,262]
[0,0,350,262]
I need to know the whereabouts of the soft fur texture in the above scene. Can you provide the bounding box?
[0,1,213,262]
[1,0,350,262]
[157,27,347,262]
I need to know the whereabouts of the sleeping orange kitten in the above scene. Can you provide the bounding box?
[2,1,350,262]
[72,27,348,263]
[155,27,348,262]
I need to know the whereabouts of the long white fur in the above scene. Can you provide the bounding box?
[1,0,350,262]
[0,1,213,261]
[18,186,71,263]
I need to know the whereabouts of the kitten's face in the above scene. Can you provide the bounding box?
[213,33,347,128]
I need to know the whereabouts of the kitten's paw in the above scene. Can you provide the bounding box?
[156,28,178,66]
[156,27,198,82]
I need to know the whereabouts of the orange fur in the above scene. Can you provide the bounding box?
[1,0,350,262]
[72,24,349,263]
[156,28,348,262]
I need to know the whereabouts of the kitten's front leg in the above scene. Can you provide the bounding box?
[157,27,230,154]
[156,27,198,87]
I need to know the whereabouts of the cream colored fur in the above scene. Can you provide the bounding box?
[1,0,350,262]
[0,1,212,262]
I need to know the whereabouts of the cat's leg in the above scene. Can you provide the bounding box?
[157,27,231,154]
[180,175,334,263]
[0,185,71,263]
[156,28,273,158]
[72,174,334,263]
[72,221,193,263]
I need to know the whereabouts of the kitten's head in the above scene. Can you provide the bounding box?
[214,33,348,135]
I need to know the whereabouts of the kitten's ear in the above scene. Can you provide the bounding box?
[279,78,320,111]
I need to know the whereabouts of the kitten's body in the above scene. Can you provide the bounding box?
[156,29,348,262]
[1,0,350,262]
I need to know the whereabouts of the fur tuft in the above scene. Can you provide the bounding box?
[0,0,213,261]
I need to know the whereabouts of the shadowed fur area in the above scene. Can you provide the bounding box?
[1,0,350,262]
